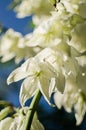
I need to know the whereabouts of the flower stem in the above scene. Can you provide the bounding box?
[0,100,12,107]
[0,106,14,121]
[23,89,42,130]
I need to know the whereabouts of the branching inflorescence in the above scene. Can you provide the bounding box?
[0,0,86,129]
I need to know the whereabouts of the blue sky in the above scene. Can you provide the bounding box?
[0,0,32,35]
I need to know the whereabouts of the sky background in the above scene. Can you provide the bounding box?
[0,1,86,130]
[0,0,32,35]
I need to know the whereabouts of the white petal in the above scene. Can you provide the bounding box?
[0,117,13,130]
[9,115,24,130]
[54,91,63,109]
[38,76,55,106]
[74,96,86,125]
[19,76,37,106]
[7,58,32,84]
[49,78,56,97]
[31,112,44,130]
[37,61,58,105]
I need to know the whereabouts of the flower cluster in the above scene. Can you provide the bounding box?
[13,0,54,25]
[0,107,44,130]
[0,0,86,126]
[61,0,86,18]
[0,29,38,63]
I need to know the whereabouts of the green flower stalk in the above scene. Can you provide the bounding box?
[0,106,15,121]
[23,89,42,130]
[0,100,12,107]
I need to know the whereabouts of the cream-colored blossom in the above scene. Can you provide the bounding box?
[0,107,44,130]
[13,0,54,26]
[7,57,58,106]
[0,29,21,62]
[69,21,86,53]
[26,10,72,48]
[0,117,13,130]
[60,0,86,18]
[32,14,50,26]
[76,55,86,67]
[54,84,86,125]
[3,0,86,126]
[36,47,69,92]
[27,8,85,49]
[30,112,44,130]
[14,0,54,18]
[54,58,86,125]
[0,29,35,63]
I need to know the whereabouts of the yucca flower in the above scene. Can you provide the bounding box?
[1,0,86,127]
[60,0,86,18]
[7,57,58,106]
[69,21,86,53]
[54,56,86,125]
[0,29,35,63]
[0,107,44,130]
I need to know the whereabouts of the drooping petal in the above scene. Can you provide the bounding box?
[54,91,63,109]
[7,58,32,85]
[37,61,58,105]
[9,107,29,130]
[19,76,37,106]
[0,117,13,130]
[69,21,86,53]
[38,76,55,106]
[74,95,86,125]
[31,112,44,130]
